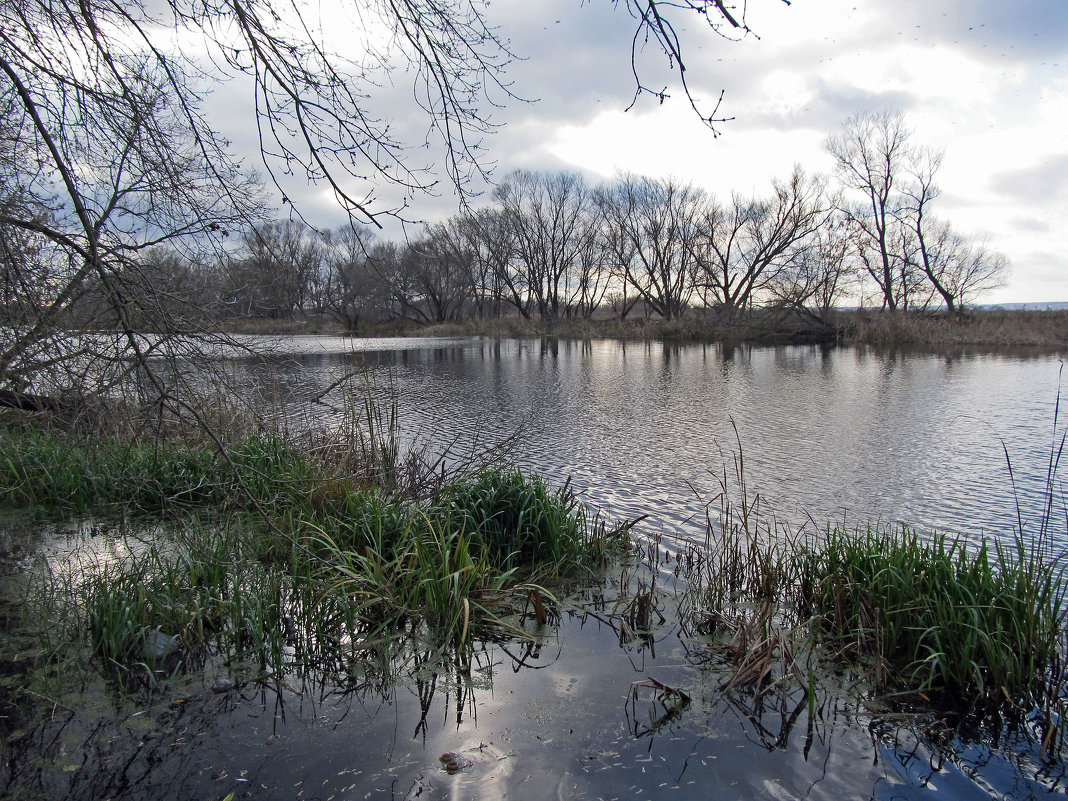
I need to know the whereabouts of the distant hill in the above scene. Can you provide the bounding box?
[982,302,1068,310]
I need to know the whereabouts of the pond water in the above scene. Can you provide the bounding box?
[6,521,1065,801]
[4,335,1068,800]
[237,335,1067,545]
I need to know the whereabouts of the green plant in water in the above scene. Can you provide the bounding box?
[437,470,629,576]
[679,417,1068,722]
[800,525,1067,706]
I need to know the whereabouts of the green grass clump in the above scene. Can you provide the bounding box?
[0,425,314,514]
[685,512,1067,712]
[308,471,631,647]
[435,471,627,574]
[801,526,1067,706]
[36,524,329,687]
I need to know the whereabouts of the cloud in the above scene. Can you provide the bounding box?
[990,153,1068,201]
[1008,216,1052,234]
[900,0,1068,59]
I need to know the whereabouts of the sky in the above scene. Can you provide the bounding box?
[233,0,1068,305]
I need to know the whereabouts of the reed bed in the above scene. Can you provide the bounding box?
[4,416,630,691]
[676,439,1068,735]
[411,308,1068,349]
[844,309,1068,349]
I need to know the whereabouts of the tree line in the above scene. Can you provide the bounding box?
[49,111,1002,333]
[0,0,1001,410]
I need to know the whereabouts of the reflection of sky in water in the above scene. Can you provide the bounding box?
[2,518,165,594]
[16,601,1061,800]
[224,337,1067,548]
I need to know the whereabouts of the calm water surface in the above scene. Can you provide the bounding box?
[244,335,1066,545]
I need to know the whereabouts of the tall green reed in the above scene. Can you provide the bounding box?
[679,419,1068,718]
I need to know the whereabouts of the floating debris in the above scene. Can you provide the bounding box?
[439,751,472,774]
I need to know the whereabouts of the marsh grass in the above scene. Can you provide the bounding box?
[676,425,1068,732]
[845,309,1068,349]
[435,471,632,575]
[14,464,629,693]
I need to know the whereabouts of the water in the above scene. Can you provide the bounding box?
[5,335,1067,800]
[236,335,1066,544]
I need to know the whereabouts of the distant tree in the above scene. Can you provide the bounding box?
[691,167,833,318]
[322,226,384,331]
[454,209,516,319]
[826,111,915,310]
[597,174,704,320]
[766,213,859,323]
[399,223,475,323]
[827,111,1008,311]
[494,171,601,321]
[228,221,325,319]
[904,220,1009,311]
[898,150,1008,311]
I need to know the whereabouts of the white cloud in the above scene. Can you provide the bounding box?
[205,0,1068,302]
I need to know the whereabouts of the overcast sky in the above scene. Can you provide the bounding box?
[243,0,1068,305]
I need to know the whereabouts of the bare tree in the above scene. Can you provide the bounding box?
[766,213,859,323]
[227,221,325,319]
[826,111,916,310]
[904,220,1009,311]
[597,174,704,319]
[692,167,832,318]
[399,223,475,323]
[494,170,601,321]
[321,226,382,331]
[830,114,1009,312]
[897,150,1008,311]
[454,209,515,319]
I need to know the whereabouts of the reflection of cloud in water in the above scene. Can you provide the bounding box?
[4,578,1064,799]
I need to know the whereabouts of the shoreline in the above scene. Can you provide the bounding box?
[213,308,1068,351]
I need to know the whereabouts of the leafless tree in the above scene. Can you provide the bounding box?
[454,209,515,319]
[227,221,326,319]
[898,150,1008,311]
[691,167,833,318]
[494,170,601,321]
[321,226,384,331]
[904,220,1009,311]
[765,213,858,323]
[597,174,705,319]
[829,113,1009,312]
[826,111,915,310]
[398,223,476,323]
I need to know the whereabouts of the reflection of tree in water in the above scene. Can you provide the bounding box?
[2,686,239,800]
